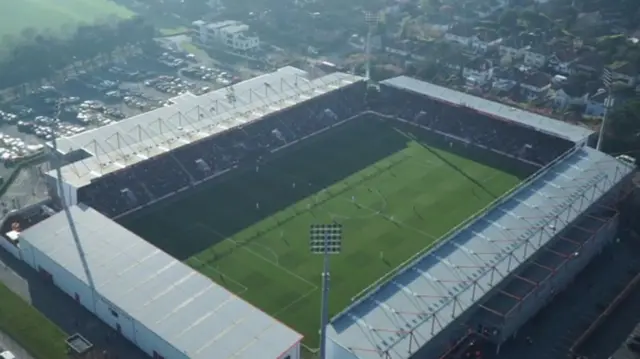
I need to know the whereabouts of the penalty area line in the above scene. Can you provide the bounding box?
[196,222,318,290]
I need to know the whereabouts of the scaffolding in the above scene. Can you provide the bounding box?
[326,147,634,359]
[50,68,364,189]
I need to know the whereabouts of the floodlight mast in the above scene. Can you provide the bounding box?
[364,12,380,86]
[596,93,615,151]
[310,224,343,359]
[320,234,331,359]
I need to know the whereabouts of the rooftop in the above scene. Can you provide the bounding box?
[519,71,551,88]
[327,147,633,359]
[381,76,594,143]
[50,67,363,189]
[205,20,240,30]
[607,61,637,76]
[20,204,302,359]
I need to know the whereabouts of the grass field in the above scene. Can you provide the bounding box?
[0,282,67,359]
[0,0,132,42]
[121,116,521,348]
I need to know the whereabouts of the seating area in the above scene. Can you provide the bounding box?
[375,85,574,166]
[76,82,575,219]
[77,82,367,217]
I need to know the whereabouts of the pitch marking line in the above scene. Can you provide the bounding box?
[316,187,388,221]
[267,154,409,221]
[196,222,318,290]
[189,257,249,295]
[272,286,319,318]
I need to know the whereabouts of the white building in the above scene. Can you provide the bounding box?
[192,20,260,51]
[18,204,302,359]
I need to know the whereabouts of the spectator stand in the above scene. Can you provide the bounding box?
[44,67,365,218]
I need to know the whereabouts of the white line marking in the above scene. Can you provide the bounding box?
[273,287,319,318]
[196,222,318,289]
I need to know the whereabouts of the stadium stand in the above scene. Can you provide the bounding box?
[46,67,366,218]
[323,78,634,359]
[39,69,636,359]
[374,78,578,168]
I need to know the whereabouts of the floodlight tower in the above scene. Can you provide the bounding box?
[596,91,615,151]
[364,12,381,86]
[51,99,96,295]
[310,223,343,359]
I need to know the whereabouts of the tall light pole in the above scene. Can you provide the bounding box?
[364,12,381,86]
[310,223,342,359]
[597,70,615,151]
[596,93,615,151]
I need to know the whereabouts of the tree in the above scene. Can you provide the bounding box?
[498,9,519,29]
[0,16,158,91]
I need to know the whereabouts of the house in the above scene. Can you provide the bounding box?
[584,90,608,117]
[519,71,552,100]
[192,20,260,51]
[571,52,604,75]
[604,61,638,87]
[462,58,494,85]
[499,37,525,59]
[444,24,475,46]
[553,87,589,109]
[445,24,500,53]
[548,50,579,75]
[498,33,547,68]
[491,68,517,93]
[523,46,547,68]
[384,39,433,61]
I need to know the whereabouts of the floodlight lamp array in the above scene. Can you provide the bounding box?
[310,223,343,254]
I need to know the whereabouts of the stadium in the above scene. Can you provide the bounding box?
[0,66,635,359]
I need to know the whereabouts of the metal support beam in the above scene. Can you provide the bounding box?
[479,305,504,318]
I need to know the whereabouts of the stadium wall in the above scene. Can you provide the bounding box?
[21,237,97,311]
[0,237,20,259]
[500,211,619,340]
[45,171,77,207]
[19,232,187,359]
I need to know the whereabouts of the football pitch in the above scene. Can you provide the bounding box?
[121,115,521,347]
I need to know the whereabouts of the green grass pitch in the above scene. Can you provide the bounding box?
[0,0,131,47]
[121,115,521,347]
